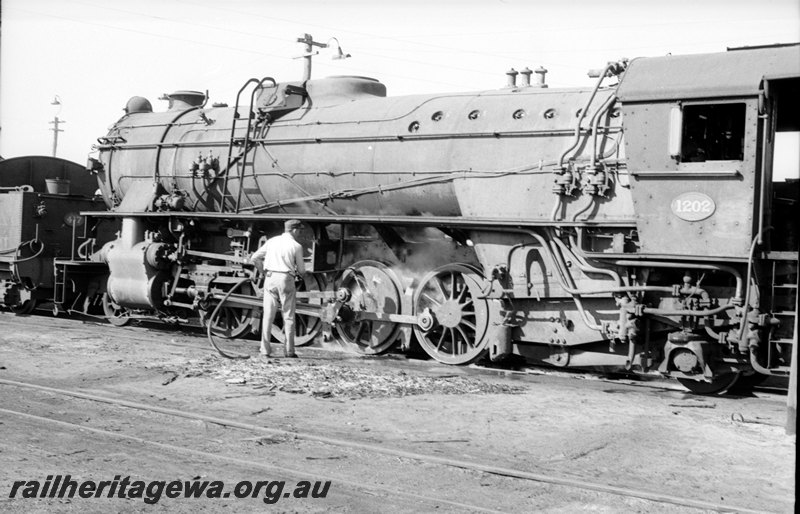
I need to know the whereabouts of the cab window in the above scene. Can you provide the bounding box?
[681,103,745,162]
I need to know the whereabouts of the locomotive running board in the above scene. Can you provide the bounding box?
[79,210,636,229]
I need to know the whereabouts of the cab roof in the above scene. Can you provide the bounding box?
[616,44,800,102]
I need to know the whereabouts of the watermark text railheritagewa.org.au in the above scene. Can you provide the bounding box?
[7,475,331,505]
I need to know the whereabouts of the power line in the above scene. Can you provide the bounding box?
[6,6,293,60]
[5,5,473,90]
[171,0,536,64]
[384,16,797,38]
[64,0,504,79]
[66,0,294,46]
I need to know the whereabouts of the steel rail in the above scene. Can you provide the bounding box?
[0,406,502,514]
[0,378,769,514]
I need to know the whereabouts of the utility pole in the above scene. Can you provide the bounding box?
[296,33,328,81]
[49,96,64,157]
[295,33,351,81]
[49,116,65,157]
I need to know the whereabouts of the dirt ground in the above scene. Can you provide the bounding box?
[0,312,795,513]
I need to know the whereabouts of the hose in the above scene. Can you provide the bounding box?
[205,278,253,360]
[2,239,44,260]
[5,239,45,285]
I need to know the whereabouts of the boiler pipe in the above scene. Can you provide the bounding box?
[611,260,743,303]
[496,229,730,331]
[589,94,618,168]
[558,63,616,169]
[551,230,622,286]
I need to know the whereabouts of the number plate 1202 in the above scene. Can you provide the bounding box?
[670,192,716,222]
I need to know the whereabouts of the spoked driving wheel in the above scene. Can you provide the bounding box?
[207,278,257,339]
[102,292,131,327]
[334,260,403,355]
[270,273,325,347]
[413,264,489,365]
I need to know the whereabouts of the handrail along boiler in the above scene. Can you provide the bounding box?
[83,42,798,393]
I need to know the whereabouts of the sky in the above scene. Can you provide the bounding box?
[1,0,799,173]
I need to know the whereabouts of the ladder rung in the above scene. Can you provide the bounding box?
[772,311,797,316]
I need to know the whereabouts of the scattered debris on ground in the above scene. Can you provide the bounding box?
[179,356,526,399]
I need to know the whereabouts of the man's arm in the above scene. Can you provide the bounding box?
[250,242,269,269]
[294,243,306,276]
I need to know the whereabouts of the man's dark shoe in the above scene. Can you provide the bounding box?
[284,352,298,358]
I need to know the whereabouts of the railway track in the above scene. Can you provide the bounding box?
[0,377,771,513]
[0,407,501,513]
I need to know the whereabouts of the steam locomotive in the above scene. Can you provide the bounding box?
[69,42,798,393]
[0,156,115,315]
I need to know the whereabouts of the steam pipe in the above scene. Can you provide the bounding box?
[589,95,618,168]
[737,231,767,343]
[640,304,734,317]
[495,228,734,333]
[513,229,602,331]
[558,63,615,169]
[570,196,596,222]
[750,348,790,377]
[566,232,622,284]
[489,227,601,330]
[550,232,622,286]
[573,229,744,301]
[547,239,674,296]
[608,259,743,299]
[549,197,562,221]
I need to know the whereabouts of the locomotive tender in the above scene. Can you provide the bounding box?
[0,156,113,315]
[83,42,798,393]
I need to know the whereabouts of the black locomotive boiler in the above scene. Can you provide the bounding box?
[82,43,798,393]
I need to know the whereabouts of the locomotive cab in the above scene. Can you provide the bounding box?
[617,44,799,389]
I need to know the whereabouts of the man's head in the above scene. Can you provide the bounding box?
[284,219,302,235]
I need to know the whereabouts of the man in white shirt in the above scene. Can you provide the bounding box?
[250,219,306,358]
